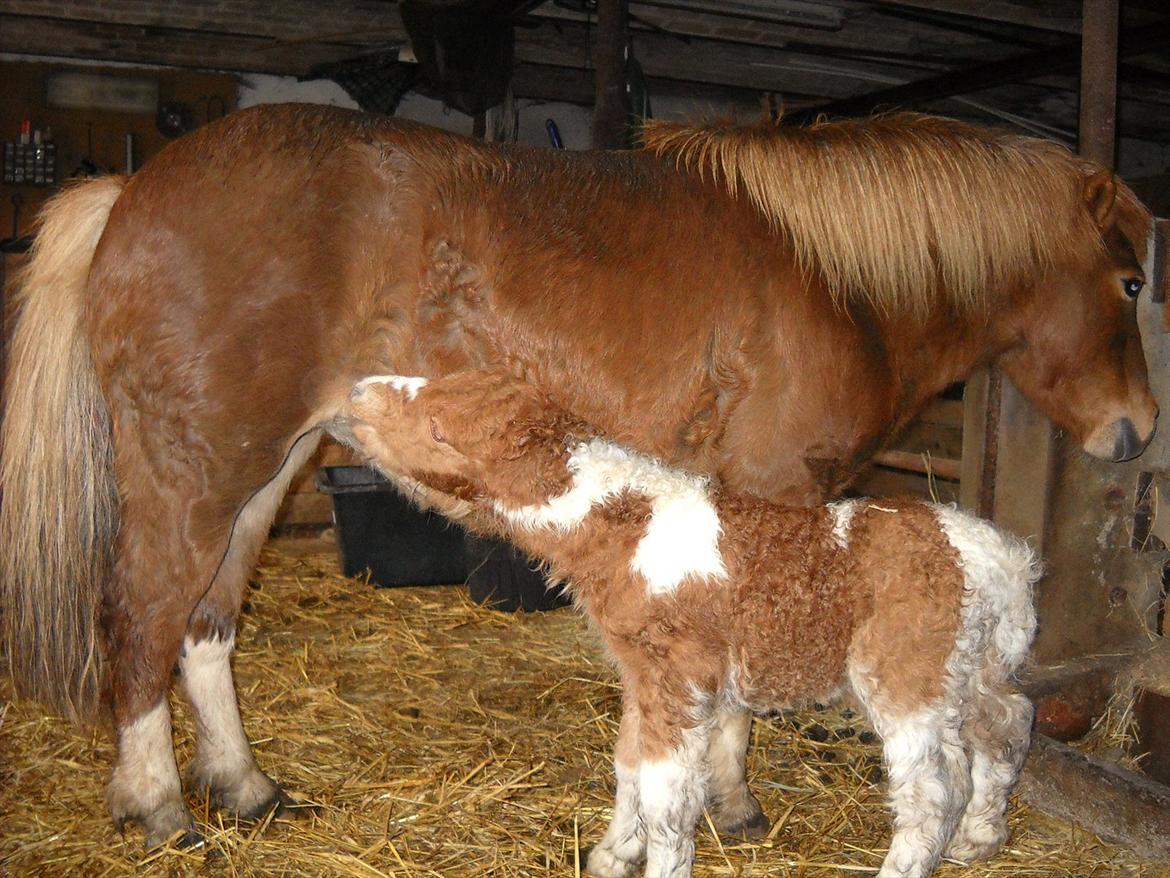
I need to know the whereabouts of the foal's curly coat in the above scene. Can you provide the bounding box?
[347,370,1039,878]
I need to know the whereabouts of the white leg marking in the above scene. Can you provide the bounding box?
[353,374,429,400]
[586,761,645,878]
[181,634,279,815]
[874,710,970,878]
[827,499,861,549]
[107,699,193,846]
[640,727,710,878]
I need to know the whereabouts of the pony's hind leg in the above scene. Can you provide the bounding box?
[105,515,205,848]
[706,708,769,839]
[181,429,321,819]
[945,684,1032,862]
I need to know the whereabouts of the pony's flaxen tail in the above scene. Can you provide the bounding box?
[1,176,125,720]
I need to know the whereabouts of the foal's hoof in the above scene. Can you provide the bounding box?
[581,844,642,878]
[239,786,298,822]
[715,807,772,841]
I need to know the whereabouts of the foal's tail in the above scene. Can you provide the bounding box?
[1,176,126,720]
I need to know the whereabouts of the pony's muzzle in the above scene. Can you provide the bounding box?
[1085,416,1154,462]
[1112,418,1143,461]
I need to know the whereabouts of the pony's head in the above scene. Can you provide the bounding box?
[995,170,1157,462]
[347,371,584,508]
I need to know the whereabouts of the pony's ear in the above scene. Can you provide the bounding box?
[1083,169,1117,230]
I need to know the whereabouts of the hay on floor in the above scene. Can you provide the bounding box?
[1,542,1163,876]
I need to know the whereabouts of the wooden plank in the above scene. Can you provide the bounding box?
[958,368,993,514]
[871,449,961,480]
[991,380,1054,552]
[1020,733,1170,860]
[786,15,1170,123]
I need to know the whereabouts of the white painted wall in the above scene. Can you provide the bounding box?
[236,71,596,150]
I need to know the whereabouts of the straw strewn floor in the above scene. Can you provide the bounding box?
[2,542,1166,876]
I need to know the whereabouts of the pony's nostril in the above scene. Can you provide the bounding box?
[1112,418,1142,461]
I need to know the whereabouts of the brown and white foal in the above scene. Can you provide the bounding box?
[346,370,1039,878]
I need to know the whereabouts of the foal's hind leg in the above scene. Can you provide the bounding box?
[945,684,1032,862]
[862,701,971,878]
[180,431,320,818]
[706,708,769,839]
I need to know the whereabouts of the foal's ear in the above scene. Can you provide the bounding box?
[1083,169,1117,230]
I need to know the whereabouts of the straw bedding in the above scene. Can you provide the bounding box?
[1,540,1163,876]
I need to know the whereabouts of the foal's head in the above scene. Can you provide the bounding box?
[348,371,587,508]
[997,170,1158,462]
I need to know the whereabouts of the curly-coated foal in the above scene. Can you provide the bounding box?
[345,371,1039,878]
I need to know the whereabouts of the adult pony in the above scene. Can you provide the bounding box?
[0,103,1156,848]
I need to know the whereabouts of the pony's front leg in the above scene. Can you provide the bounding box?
[638,708,712,878]
[586,700,646,878]
[705,708,769,838]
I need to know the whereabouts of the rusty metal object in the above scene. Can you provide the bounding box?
[1022,650,1141,741]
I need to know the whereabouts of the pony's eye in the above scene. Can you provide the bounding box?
[430,417,446,444]
[1122,277,1144,299]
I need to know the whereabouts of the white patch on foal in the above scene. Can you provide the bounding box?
[497,437,727,595]
[354,374,429,400]
[826,499,861,549]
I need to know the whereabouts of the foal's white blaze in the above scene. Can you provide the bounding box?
[355,374,429,400]
[496,438,727,594]
[827,498,861,549]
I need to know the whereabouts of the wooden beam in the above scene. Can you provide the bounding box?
[1020,734,1170,860]
[786,16,1170,123]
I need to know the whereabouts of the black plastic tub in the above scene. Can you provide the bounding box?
[316,465,469,586]
[465,533,571,613]
[317,465,569,611]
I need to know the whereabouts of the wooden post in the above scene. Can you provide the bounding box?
[591,0,630,150]
[1079,0,1119,167]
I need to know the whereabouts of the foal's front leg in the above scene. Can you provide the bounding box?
[638,711,713,878]
[706,708,769,838]
[586,703,647,878]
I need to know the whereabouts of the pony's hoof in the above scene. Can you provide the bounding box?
[175,829,207,850]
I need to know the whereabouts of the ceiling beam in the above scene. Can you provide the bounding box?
[787,16,1170,123]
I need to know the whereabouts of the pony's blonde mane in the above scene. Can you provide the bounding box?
[642,113,1151,318]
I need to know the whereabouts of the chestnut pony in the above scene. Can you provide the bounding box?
[0,104,1156,848]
